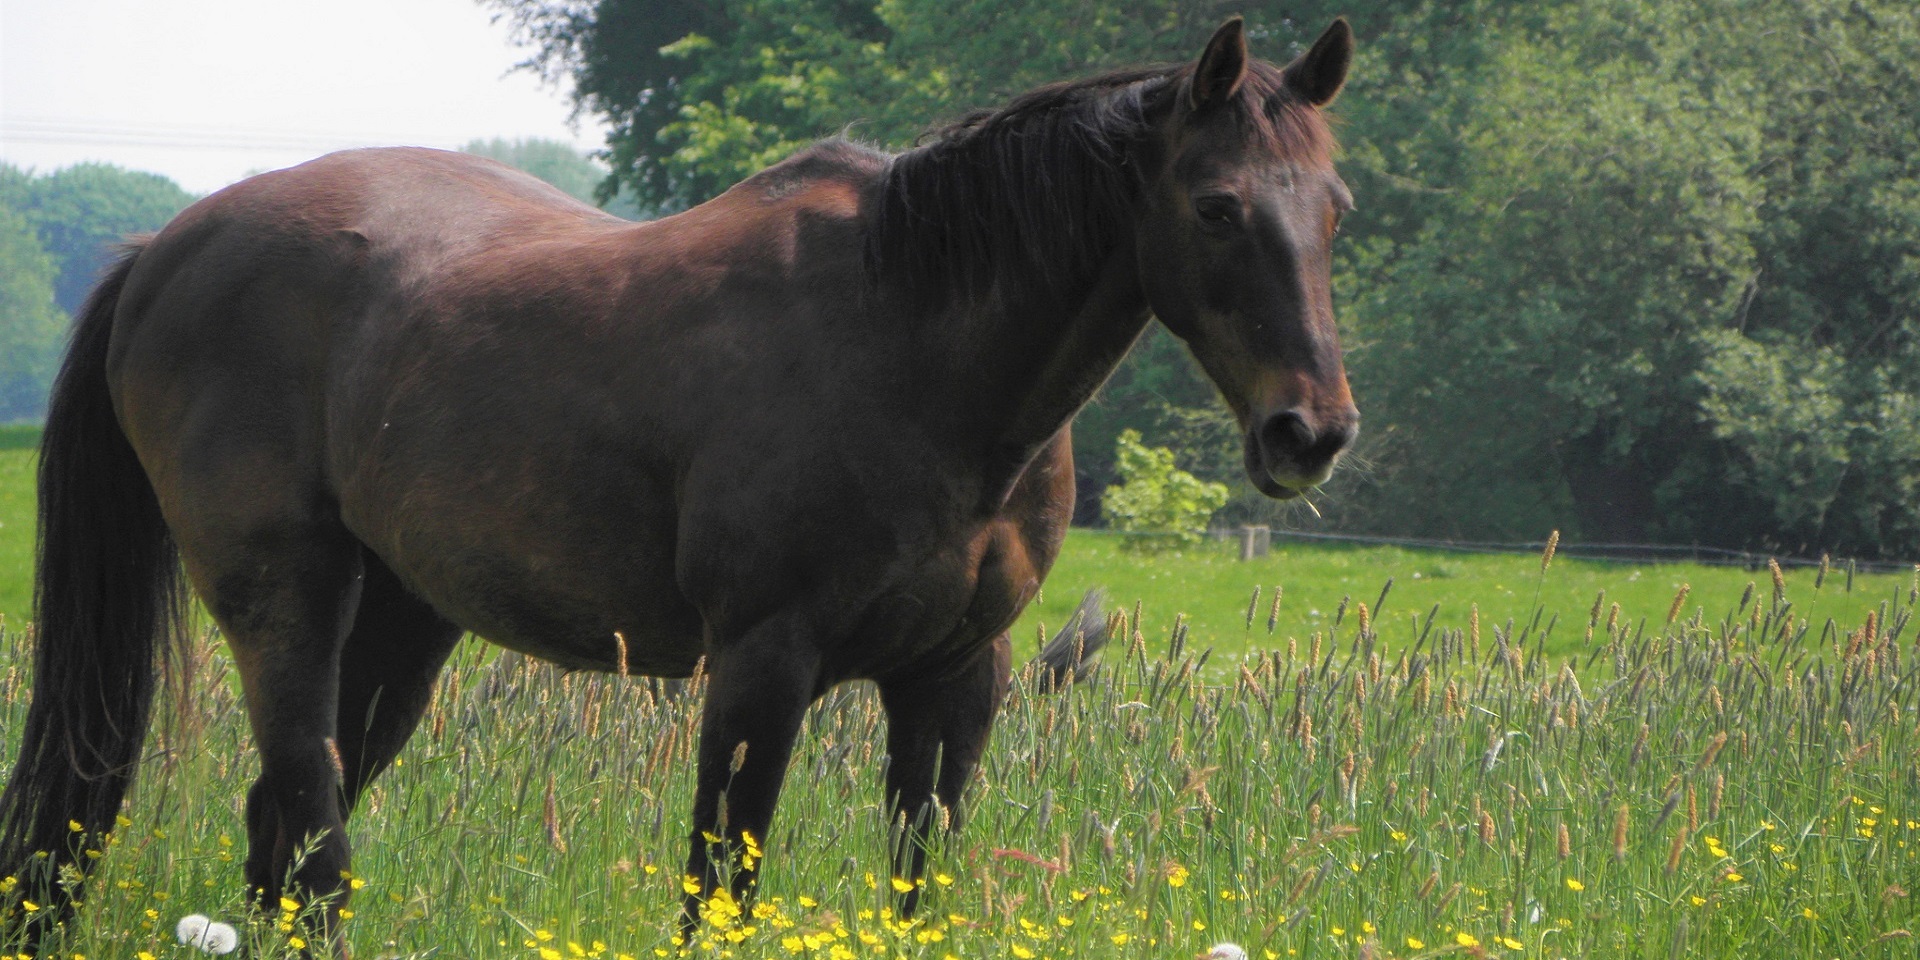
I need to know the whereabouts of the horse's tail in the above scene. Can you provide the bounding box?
[0,242,186,938]
[1028,588,1109,692]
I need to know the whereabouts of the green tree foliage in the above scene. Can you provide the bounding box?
[0,163,194,315]
[482,0,1920,556]
[460,137,647,218]
[482,0,1286,209]
[1100,429,1229,549]
[0,202,64,422]
[1336,0,1920,556]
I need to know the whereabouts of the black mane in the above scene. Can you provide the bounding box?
[866,59,1334,310]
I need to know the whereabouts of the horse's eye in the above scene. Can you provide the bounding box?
[1194,195,1238,225]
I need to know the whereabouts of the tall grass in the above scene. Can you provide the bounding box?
[2,560,1914,959]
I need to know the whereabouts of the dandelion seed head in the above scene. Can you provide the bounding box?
[1203,943,1248,960]
[175,914,239,954]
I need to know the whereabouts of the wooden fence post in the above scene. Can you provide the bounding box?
[1239,525,1271,561]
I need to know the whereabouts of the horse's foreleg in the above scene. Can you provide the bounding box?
[680,623,821,931]
[876,633,1013,916]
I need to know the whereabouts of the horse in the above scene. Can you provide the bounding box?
[0,15,1356,943]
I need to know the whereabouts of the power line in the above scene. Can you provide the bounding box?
[0,116,469,154]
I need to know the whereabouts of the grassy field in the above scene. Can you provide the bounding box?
[1017,532,1911,670]
[0,433,36,637]
[1,561,1914,959]
[0,430,1916,958]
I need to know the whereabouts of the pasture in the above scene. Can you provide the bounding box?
[0,441,1915,958]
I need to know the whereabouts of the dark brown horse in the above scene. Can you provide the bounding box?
[0,16,1355,941]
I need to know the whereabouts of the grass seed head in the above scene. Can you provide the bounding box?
[1613,804,1630,861]
[1667,583,1692,625]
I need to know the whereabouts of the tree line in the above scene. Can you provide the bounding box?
[0,164,196,422]
[490,0,1920,558]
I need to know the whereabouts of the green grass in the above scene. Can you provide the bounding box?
[2,565,1914,959]
[0,447,33,634]
[1017,531,1912,668]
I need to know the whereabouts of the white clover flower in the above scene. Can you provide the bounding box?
[1204,943,1249,960]
[176,913,239,954]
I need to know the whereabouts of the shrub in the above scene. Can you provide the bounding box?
[1100,428,1229,550]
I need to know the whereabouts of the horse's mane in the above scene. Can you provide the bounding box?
[867,59,1336,309]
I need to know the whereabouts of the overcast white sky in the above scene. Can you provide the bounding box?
[0,0,596,195]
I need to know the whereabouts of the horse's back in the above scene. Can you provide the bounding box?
[102,146,893,670]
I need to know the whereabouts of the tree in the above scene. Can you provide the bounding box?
[4,163,195,315]
[0,202,64,422]
[482,0,1333,210]
[485,0,894,210]
[460,137,647,218]
[1696,0,1920,553]
[1328,0,1920,557]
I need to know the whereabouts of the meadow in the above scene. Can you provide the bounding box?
[0,440,1915,959]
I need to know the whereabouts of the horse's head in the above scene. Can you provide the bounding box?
[1135,18,1358,500]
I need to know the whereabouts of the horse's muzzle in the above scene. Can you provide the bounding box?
[1245,405,1358,498]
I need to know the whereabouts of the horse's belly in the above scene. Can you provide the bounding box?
[354,505,706,676]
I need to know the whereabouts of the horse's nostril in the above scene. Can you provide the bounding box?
[1257,408,1358,474]
[1260,410,1316,455]
[1319,418,1357,455]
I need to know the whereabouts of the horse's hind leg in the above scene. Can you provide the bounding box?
[178,520,365,916]
[875,633,1013,915]
[333,556,463,814]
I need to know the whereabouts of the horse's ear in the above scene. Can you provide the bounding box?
[1282,17,1353,107]
[1191,17,1249,110]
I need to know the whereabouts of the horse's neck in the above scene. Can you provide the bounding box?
[934,244,1153,467]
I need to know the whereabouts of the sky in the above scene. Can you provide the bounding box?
[0,0,597,195]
